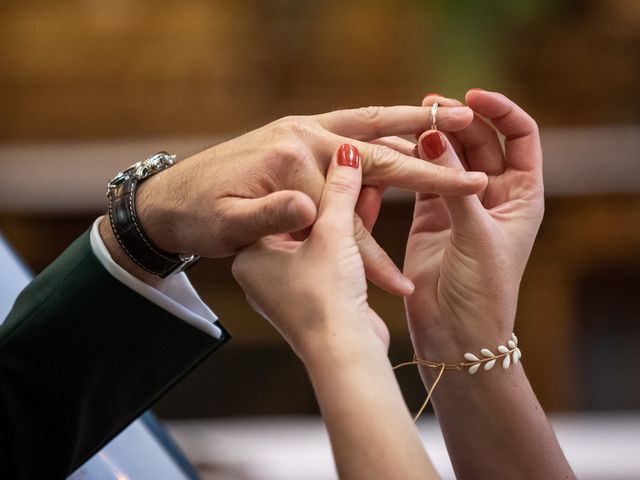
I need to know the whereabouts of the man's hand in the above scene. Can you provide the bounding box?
[105,105,487,294]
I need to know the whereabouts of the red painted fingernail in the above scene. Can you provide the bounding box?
[421,131,447,159]
[337,144,359,168]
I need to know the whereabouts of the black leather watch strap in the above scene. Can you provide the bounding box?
[108,173,200,278]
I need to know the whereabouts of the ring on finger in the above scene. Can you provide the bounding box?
[430,102,439,131]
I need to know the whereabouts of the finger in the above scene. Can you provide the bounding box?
[232,238,291,318]
[232,237,276,286]
[465,89,542,173]
[355,187,384,232]
[315,105,474,141]
[223,190,317,250]
[355,216,415,297]
[423,94,505,175]
[315,144,413,296]
[314,144,363,237]
[443,132,470,170]
[417,130,484,231]
[348,139,488,195]
[369,135,416,157]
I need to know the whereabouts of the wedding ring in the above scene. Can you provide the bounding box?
[430,102,439,131]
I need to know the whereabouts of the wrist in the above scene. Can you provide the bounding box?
[134,171,184,255]
[295,320,388,369]
[106,152,201,277]
[407,314,515,365]
[98,216,161,286]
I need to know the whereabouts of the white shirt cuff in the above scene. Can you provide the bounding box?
[89,217,223,339]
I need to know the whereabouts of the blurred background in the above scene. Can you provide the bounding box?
[1,0,639,478]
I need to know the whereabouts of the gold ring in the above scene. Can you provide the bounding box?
[430,102,439,131]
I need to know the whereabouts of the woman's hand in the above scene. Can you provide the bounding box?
[233,144,439,480]
[232,144,389,358]
[404,90,544,360]
[401,90,573,480]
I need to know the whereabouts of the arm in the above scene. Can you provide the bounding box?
[403,90,574,478]
[0,104,481,478]
[0,230,228,479]
[232,144,438,479]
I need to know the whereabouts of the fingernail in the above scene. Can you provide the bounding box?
[399,274,415,295]
[468,87,485,92]
[423,92,442,98]
[337,144,359,168]
[421,131,447,159]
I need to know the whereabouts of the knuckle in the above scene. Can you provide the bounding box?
[363,241,392,272]
[371,244,392,270]
[357,105,385,122]
[271,139,309,165]
[529,117,540,136]
[327,173,360,196]
[352,215,368,241]
[273,115,315,140]
[357,105,386,137]
[369,143,403,175]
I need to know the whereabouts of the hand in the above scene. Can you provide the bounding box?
[231,144,389,358]
[234,144,439,480]
[131,106,486,294]
[403,90,544,359]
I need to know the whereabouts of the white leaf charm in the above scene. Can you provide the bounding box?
[464,353,480,362]
[512,350,520,364]
[507,340,516,349]
[484,359,496,370]
[497,345,509,354]
[512,333,518,345]
[469,363,480,374]
[480,348,494,357]
[502,354,511,369]
[516,347,522,359]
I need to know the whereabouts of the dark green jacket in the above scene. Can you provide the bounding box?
[0,231,229,479]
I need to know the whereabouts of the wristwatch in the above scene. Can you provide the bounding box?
[106,152,200,278]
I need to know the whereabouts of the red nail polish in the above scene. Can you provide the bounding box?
[337,144,359,168]
[421,131,447,159]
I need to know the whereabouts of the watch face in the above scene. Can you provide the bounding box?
[110,171,131,188]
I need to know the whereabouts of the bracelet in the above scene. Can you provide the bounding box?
[394,333,521,421]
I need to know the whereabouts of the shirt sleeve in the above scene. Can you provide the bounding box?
[89,217,223,339]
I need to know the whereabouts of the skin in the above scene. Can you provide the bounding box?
[99,105,487,293]
[402,90,575,479]
[232,146,438,480]
[99,96,571,478]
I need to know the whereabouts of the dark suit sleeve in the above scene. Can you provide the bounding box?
[0,230,229,479]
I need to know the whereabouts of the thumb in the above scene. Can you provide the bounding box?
[224,190,317,249]
[314,144,362,237]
